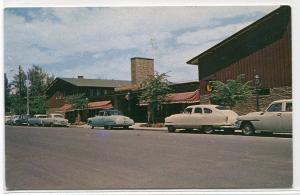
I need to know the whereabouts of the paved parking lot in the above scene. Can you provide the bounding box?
[5,125,292,190]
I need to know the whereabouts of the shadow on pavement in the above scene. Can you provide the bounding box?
[175,129,292,138]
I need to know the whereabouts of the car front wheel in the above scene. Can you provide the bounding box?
[203,126,214,134]
[241,122,255,136]
[167,126,176,133]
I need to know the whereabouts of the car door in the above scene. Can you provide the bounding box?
[190,107,203,127]
[95,111,105,126]
[256,102,284,132]
[280,102,292,132]
[178,107,194,127]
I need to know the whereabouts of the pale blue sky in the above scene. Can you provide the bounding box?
[4,6,278,82]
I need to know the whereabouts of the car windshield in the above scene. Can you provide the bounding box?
[215,106,228,110]
[107,110,123,116]
[37,115,47,118]
[53,115,64,118]
[183,108,193,114]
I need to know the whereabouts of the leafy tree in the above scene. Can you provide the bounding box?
[65,93,88,123]
[139,72,172,124]
[210,74,253,109]
[7,65,54,115]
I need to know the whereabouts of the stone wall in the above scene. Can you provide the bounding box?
[200,86,292,115]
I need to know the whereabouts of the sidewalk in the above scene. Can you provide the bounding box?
[71,123,168,132]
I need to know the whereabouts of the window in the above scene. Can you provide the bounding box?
[98,111,104,116]
[267,103,282,112]
[194,107,202,114]
[285,102,292,112]
[204,108,213,114]
[96,89,101,96]
[184,108,193,114]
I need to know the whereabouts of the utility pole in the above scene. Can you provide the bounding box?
[25,79,31,116]
[18,65,21,114]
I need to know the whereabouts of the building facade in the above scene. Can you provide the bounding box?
[186,6,291,114]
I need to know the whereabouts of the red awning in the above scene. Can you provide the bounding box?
[88,100,113,109]
[167,90,200,104]
[57,100,113,112]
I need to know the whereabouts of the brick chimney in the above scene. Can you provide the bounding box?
[131,57,154,85]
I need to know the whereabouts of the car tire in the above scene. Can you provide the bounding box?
[185,128,193,132]
[241,122,255,136]
[168,126,176,133]
[91,126,94,129]
[107,125,113,130]
[123,126,129,130]
[203,126,214,134]
[50,123,54,127]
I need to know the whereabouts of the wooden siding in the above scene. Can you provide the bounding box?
[199,22,291,94]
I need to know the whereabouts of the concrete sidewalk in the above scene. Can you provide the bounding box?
[71,123,167,132]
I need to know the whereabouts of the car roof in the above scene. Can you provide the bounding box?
[186,104,218,108]
[272,99,292,103]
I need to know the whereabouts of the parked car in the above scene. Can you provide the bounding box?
[28,114,48,126]
[13,115,30,126]
[42,113,69,127]
[87,109,134,129]
[236,99,292,135]
[6,115,19,125]
[165,105,239,133]
[5,116,12,125]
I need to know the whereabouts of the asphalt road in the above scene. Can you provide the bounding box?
[5,125,292,190]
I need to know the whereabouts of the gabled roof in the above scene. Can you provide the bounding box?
[186,6,291,79]
[59,77,131,88]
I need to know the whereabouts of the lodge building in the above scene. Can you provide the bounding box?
[186,5,292,113]
[46,6,292,122]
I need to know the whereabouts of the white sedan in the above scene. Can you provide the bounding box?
[236,99,292,135]
[164,105,239,133]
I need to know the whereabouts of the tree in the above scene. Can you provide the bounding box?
[65,93,88,123]
[7,65,54,115]
[210,74,253,109]
[139,72,172,124]
[27,65,55,115]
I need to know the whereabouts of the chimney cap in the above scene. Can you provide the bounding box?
[78,76,84,79]
[131,57,154,61]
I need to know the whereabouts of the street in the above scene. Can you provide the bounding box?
[5,125,292,190]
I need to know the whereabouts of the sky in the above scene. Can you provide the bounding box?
[4,6,279,83]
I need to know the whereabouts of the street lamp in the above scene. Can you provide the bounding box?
[254,74,261,111]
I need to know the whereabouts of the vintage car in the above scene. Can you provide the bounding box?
[5,116,12,125]
[236,99,292,135]
[28,114,48,126]
[87,109,134,130]
[13,115,30,126]
[165,105,239,133]
[42,113,69,127]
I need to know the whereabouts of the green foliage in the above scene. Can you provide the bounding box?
[65,93,88,110]
[210,74,253,108]
[7,65,54,115]
[139,72,172,105]
[139,72,172,123]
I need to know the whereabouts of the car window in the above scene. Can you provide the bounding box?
[183,108,193,114]
[54,115,63,118]
[194,107,202,114]
[285,102,292,112]
[98,111,104,116]
[204,108,213,114]
[267,103,282,112]
[215,106,228,110]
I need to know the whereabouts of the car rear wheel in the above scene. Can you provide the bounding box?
[104,125,113,130]
[168,126,176,133]
[241,122,255,136]
[203,126,214,134]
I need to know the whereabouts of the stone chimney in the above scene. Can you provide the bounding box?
[131,57,154,85]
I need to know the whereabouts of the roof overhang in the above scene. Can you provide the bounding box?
[186,6,290,79]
